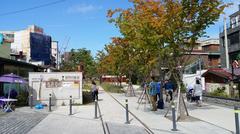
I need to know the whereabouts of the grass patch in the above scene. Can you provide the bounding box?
[101,83,125,93]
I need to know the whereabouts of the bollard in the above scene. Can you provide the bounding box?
[30,94,33,109]
[49,94,52,112]
[69,96,72,115]
[171,104,177,131]
[125,99,130,124]
[94,99,98,119]
[234,106,240,134]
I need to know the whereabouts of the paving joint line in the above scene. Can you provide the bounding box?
[104,90,154,134]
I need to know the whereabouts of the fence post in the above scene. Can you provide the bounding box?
[49,94,52,112]
[30,94,33,109]
[94,98,98,119]
[234,106,240,134]
[171,103,177,131]
[69,96,72,115]
[125,99,130,124]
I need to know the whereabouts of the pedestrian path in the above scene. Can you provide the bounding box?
[22,86,236,134]
[28,113,104,134]
[109,92,234,134]
[187,102,235,132]
[27,88,148,134]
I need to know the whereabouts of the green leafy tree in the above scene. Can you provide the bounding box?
[61,48,97,78]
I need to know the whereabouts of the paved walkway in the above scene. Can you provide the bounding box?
[0,107,48,134]
[187,102,235,132]
[1,85,237,134]
[122,84,236,133]
[27,88,148,134]
[109,92,234,134]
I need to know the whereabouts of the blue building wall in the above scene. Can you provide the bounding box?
[30,33,51,65]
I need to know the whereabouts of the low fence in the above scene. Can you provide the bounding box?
[202,95,240,106]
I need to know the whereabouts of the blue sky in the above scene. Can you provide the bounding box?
[0,0,239,56]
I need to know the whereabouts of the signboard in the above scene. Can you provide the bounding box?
[29,72,83,105]
[0,34,3,44]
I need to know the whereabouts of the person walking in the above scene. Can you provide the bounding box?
[91,81,98,101]
[156,80,161,101]
[186,84,194,102]
[193,78,202,107]
[164,79,174,102]
[149,77,158,111]
[156,80,164,109]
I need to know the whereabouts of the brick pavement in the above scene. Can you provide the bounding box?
[0,108,48,134]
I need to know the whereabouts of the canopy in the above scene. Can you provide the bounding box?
[0,73,27,99]
[0,73,27,84]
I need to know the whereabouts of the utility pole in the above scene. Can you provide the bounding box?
[224,15,230,69]
[199,55,202,77]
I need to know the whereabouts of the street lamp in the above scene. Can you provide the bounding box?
[233,85,237,98]
[233,85,237,90]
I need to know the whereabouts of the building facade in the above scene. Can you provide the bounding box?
[51,41,60,69]
[220,8,240,68]
[201,39,221,67]
[62,52,71,63]
[1,25,53,66]
[184,38,221,74]
[0,32,14,59]
[30,32,52,65]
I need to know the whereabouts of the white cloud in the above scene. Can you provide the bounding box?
[67,4,102,14]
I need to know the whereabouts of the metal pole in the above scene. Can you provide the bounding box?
[69,96,72,115]
[239,85,240,99]
[49,94,52,112]
[224,15,230,69]
[125,99,130,124]
[94,99,98,119]
[234,106,240,134]
[232,62,235,97]
[30,94,33,109]
[171,104,177,131]
[199,55,202,76]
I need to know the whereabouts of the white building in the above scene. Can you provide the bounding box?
[51,41,60,69]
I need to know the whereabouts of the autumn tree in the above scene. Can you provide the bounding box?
[107,0,228,88]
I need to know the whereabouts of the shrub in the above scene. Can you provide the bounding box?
[83,91,93,104]
[83,83,91,91]
[209,87,229,98]
[16,90,29,106]
[101,83,125,93]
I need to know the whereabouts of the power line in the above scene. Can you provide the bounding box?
[0,0,66,17]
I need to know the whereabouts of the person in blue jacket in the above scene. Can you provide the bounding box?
[164,79,174,102]
[148,77,158,111]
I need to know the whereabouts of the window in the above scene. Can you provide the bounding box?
[228,32,239,45]
[231,17,236,28]
[236,16,239,27]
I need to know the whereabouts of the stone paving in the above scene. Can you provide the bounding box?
[0,108,48,134]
